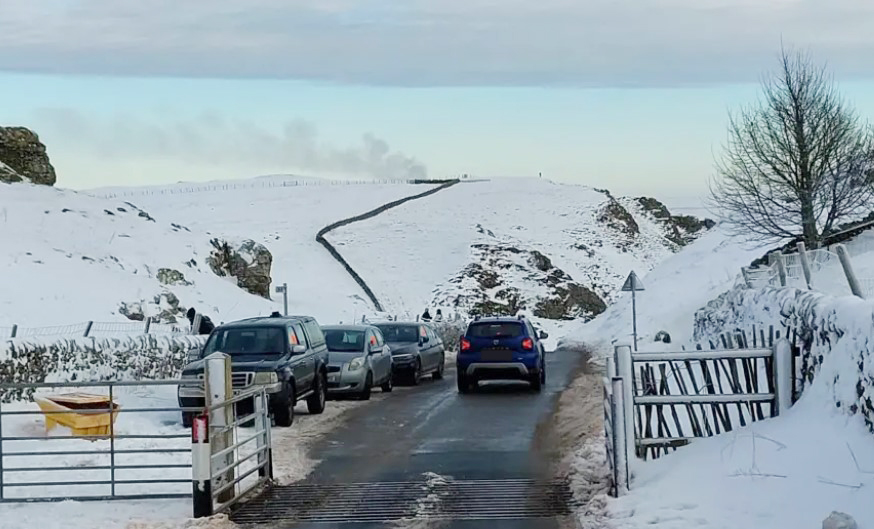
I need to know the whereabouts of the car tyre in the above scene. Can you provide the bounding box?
[359,372,373,401]
[432,355,445,380]
[307,372,328,414]
[457,373,474,394]
[410,359,422,386]
[381,371,394,392]
[530,369,543,392]
[274,385,296,427]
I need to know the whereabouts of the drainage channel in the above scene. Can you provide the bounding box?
[230,478,574,526]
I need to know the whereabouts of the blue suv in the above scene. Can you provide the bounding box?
[456,315,548,393]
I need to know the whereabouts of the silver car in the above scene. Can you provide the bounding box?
[322,325,394,400]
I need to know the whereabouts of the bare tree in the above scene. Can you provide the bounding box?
[709,48,874,249]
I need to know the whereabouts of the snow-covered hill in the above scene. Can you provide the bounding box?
[2,176,711,333]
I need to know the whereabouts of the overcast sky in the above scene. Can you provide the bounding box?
[1,0,873,198]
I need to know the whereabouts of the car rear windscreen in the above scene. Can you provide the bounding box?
[204,327,286,355]
[324,329,366,352]
[376,325,419,343]
[468,322,523,338]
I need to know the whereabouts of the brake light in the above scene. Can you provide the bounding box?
[522,338,534,350]
[460,338,471,352]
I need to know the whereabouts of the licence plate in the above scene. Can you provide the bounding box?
[481,349,513,362]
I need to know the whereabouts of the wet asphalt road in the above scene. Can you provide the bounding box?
[234,347,584,529]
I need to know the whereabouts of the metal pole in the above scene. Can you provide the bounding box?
[614,345,635,463]
[191,414,212,517]
[109,383,115,498]
[282,283,288,316]
[774,339,794,414]
[631,289,638,351]
[611,377,629,495]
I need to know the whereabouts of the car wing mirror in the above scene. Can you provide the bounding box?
[186,346,202,363]
[290,344,307,355]
[370,344,384,354]
[539,331,549,339]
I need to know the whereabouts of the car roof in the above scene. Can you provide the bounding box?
[322,324,371,331]
[216,315,307,329]
[373,321,421,327]
[471,317,526,324]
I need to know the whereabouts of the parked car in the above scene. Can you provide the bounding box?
[373,322,445,385]
[456,315,548,393]
[177,312,329,427]
[322,324,394,399]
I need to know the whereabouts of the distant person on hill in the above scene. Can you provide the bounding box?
[187,307,216,335]
[421,309,432,322]
[434,309,443,322]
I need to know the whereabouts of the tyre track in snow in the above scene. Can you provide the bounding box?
[315,179,460,312]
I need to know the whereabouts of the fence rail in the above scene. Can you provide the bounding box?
[0,379,198,502]
[603,325,795,496]
[0,318,187,340]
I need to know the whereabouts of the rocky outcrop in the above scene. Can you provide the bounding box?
[157,268,192,286]
[598,199,639,238]
[206,238,273,298]
[433,244,607,322]
[119,291,187,323]
[0,127,56,186]
[636,197,715,246]
[0,161,27,184]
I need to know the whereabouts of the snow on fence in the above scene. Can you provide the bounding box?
[0,318,186,340]
[740,242,869,298]
[603,325,795,495]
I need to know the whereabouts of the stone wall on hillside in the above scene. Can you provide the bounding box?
[0,127,56,186]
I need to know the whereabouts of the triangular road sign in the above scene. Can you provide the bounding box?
[621,271,644,292]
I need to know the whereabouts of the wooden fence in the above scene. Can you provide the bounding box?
[603,325,795,496]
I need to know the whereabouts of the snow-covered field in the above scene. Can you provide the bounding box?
[564,219,874,528]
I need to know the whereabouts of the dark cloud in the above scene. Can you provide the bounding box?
[2,0,873,86]
[33,107,427,179]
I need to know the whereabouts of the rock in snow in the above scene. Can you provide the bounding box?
[0,126,56,186]
[823,511,858,529]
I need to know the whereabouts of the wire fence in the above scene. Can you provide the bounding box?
[740,246,869,298]
[0,319,186,341]
[87,178,429,200]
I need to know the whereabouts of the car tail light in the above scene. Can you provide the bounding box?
[522,338,534,351]
[460,338,471,352]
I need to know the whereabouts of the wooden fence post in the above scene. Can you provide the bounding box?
[10,324,16,338]
[774,339,794,415]
[83,321,93,337]
[772,252,787,287]
[740,267,753,288]
[835,244,864,298]
[144,317,152,334]
[796,242,812,289]
[611,377,629,496]
[614,345,635,463]
[191,313,202,335]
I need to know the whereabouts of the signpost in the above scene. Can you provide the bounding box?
[621,271,645,351]
[275,283,288,316]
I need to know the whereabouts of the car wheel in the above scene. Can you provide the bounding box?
[359,372,373,401]
[410,359,422,386]
[381,371,394,392]
[307,372,328,414]
[432,355,445,380]
[530,370,543,392]
[274,386,295,427]
[456,373,470,394]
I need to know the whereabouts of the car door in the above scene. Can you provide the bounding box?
[429,326,444,366]
[292,322,316,393]
[372,328,391,382]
